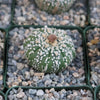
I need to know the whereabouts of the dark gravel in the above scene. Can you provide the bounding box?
[0,30,5,90]
[0,95,3,100]
[86,28,100,87]
[97,91,100,100]
[0,4,11,28]
[89,0,100,26]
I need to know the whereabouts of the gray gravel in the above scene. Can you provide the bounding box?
[7,27,86,88]
[97,91,100,100]
[0,4,11,28]
[87,28,100,87]
[0,95,3,100]
[0,30,5,90]
[0,0,12,3]
[90,0,100,25]
[14,0,87,27]
[8,88,93,100]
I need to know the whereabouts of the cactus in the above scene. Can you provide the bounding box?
[35,0,76,14]
[24,26,76,73]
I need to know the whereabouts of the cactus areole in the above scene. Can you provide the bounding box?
[48,34,57,43]
[24,26,76,73]
[35,0,76,14]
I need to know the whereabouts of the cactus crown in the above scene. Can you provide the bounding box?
[24,26,76,73]
[35,0,76,14]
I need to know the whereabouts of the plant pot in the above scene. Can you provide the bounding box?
[5,25,89,89]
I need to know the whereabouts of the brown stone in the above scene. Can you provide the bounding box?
[63,15,69,20]
[88,53,93,57]
[0,75,3,80]
[16,91,25,99]
[87,42,92,46]
[0,65,3,68]
[28,81,32,85]
[90,62,96,66]
[73,72,79,77]
[34,73,44,78]
[78,68,84,75]
[40,15,47,21]
[12,82,19,86]
[22,81,28,86]
[91,39,99,45]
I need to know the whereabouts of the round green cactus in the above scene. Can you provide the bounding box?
[24,26,76,73]
[35,0,76,14]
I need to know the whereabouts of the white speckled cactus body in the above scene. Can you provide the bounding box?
[24,26,76,73]
[35,0,76,14]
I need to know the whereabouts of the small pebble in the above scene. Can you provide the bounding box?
[0,95,3,100]
[73,72,79,78]
[29,89,37,95]
[16,91,25,98]
[36,90,44,96]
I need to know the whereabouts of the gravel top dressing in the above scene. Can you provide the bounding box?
[0,95,3,100]
[13,0,87,27]
[97,91,100,100]
[0,0,12,3]
[0,4,11,28]
[86,28,100,87]
[89,0,100,26]
[0,30,5,90]
[7,88,93,100]
[0,0,99,100]
[7,27,86,88]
